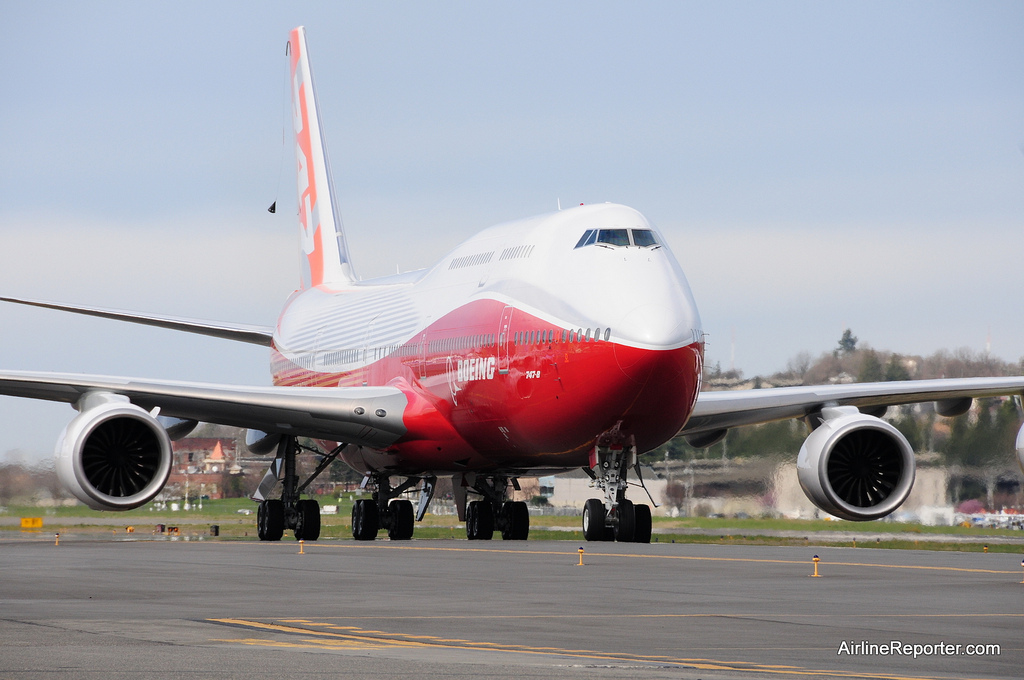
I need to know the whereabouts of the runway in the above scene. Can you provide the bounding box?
[1,535,1021,679]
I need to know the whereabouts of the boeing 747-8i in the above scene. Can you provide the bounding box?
[3,27,1023,543]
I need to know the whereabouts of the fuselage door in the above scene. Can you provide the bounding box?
[418,332,428,379]
[361,313,380,366]
[497,305,513,375]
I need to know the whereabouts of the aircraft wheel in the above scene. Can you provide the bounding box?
[632,503,652,544]
[582,498,606,542]
[614,499,635,542]
[501,501,530,540]
[466,500,494,540]
[388,499,415,540]
[466,502,476,540]
[351,499,379,541]
[257,499,284,541]
[294,499,321,541]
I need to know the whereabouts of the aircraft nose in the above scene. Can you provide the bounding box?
[615,303,688,348]
[612,303,697,385]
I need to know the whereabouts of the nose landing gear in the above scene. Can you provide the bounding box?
[582,424,653,543]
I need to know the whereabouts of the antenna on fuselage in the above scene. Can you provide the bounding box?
[557,198,562,211]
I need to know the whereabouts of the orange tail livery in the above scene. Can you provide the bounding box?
[289,26,355,289]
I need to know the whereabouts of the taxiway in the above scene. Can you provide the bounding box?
[1,535,1020,679]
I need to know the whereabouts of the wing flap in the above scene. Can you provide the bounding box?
[0,370,406,447]
[683,377,1024,435]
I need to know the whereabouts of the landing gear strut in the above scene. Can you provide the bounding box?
[582,424,653,543]
[455,474,530,540]
[255,436,336,542]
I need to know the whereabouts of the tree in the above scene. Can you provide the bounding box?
[884,354,911,381]
[663,482,688,511]
[785,351,812,381]
[858,349,883,382]
[891,406,923,452]
[836,329,858,355]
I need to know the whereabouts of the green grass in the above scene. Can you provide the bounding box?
[4,495,1023,552]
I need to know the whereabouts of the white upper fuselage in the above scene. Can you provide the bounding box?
[268,203,705,474]
[273,203,703,369]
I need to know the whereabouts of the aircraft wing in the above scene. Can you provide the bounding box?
[682,377,1024,436]
[0,296,274,346]
[0,370,407,447]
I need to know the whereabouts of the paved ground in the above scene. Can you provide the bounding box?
[1,534,1021,679]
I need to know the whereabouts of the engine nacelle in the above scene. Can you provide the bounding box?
[56,393,173,511]
[797,406,916,521]
[1015,423,1024,476]
[245,428,282,456]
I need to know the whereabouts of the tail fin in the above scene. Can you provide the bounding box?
[288,26,356,288]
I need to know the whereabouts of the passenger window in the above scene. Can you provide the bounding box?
[594,327,601,341]
[631,229,659,247]
[604,328,611,341]
[585,328,591,341]
[561,329,567,343]
[597,229,629,247]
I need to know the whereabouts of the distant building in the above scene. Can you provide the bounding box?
[164,437,240,501]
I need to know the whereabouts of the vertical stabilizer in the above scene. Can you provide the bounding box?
[288,26,356,288]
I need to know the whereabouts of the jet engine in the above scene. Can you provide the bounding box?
[797,406,916,521]
[56,393,173,511]
[1016,422,1024,476]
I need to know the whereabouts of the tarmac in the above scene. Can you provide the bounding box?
[1,533,1021,680]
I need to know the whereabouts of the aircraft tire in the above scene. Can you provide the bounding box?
[632,503,652,543]
[295,499,321,541]
[501,501,530,540]
[257,499,285,541]
[467,500,493,540]
[388,499,415,540]
[352,499,379,540]
[614,499,635,542]
[466,501,477,540]
[582,498,606,542]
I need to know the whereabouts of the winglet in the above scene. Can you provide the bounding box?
[288,26,356,288]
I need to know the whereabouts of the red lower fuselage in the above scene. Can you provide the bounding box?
[269,204,705,475]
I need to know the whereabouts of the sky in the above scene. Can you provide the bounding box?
[1,1,1022,463]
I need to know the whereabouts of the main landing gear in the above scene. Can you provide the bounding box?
[350,473,433,541]
[581,424,653,543]
[454,474,530,541]
[349,471,531,541]
[255,436,335,542]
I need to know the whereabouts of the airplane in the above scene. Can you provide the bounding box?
[3,26,1024,544]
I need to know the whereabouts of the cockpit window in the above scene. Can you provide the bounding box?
[574,229,598,249]
[597,229,630,246]
[575,228,660,249]
[631,229,659,247]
